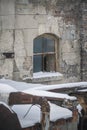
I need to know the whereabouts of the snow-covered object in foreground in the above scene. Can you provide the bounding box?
[0,79,77,102]
[0,83,17,93]
[0,102,21,130]
[0,78,43,91]
[0,83,17,104]
[0,101,14,113]
[12,102,72,128]
[23,89,76,100]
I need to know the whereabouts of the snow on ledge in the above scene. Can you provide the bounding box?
[33,72,63,79]
[23,71,63,81]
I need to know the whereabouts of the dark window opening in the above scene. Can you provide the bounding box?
[33,36,56,73]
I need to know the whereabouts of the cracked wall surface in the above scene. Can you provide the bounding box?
[0,0,86,83]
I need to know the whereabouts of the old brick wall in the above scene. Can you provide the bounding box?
[0,0,86,83]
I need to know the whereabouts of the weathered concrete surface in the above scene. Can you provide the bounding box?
[0,30,13,52]
[79,3,87,81]
[0,0,86,83]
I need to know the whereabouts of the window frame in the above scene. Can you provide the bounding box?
[33,34,59,73]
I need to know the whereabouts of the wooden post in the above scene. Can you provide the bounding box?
[40,97,50,130]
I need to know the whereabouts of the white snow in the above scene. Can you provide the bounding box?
[0,78,87,128]
[12,104,41,128]
[23,89,76,100]
[12,102,72,128]
[33,72,63,78]
[0,83,17,104]
[0,83,17,93]
[33,82,87,91]
[78,89,87,92]
[23,71,63,80]
[49,102,72,121]
[0,78,87,92]
[0,78,43,91]
[0,78,77,100]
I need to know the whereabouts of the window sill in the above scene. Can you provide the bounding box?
[24,72,63,84]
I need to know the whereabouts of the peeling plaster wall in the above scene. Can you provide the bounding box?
[0,0,15,79]
[0,0,86,83]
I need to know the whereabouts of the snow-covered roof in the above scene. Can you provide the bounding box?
[0,78,43,91]
[0,78,87,92]
[0,83,18,104]
[33,82,87,91]
[23,89,76,100]
[0,83,17,93]
[1,78,87,102]
[78,89,87,92]
[0,78,87,128]
[0,100,72,128]
[0,78,76,101]
[12,102,72,128]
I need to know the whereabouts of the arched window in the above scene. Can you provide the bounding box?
[33,34,58,73]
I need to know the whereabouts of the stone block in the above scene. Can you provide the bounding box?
[23,56,32,70]
[1,15,15,29]
[0,30,13,52]
[24,42,33,56]
[13,72,20,81]
[14,56,32,71]
[35,15,48,24]
[16,0,29,4]
[15,29,38,56]
[15,15,38,29]
[14,30,26,57]
[15,3,37,15]
[0,0,15,15]
[23,29,38,43]
[62,52,80,65]
[37,5,47,14]
[0,59,13,79]
[61,40,80,54]
[14,56,33,79]
[14,56,25,71]
[0,16,1,30]
[16,0,46,15]
[38,16,61,37]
